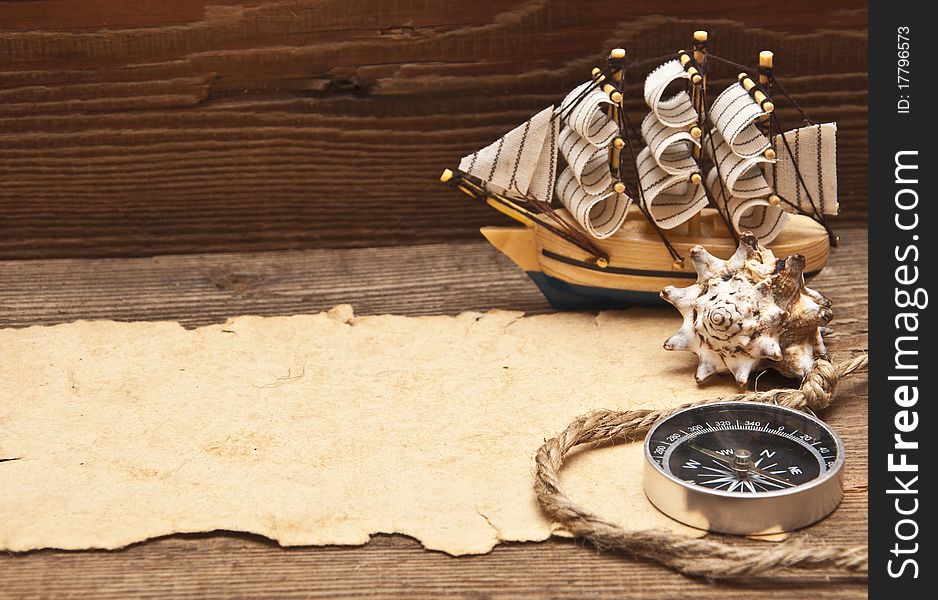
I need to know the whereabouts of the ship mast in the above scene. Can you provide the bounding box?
[605,48,626,183]
[686,30,708,238]
[758,50,783,209]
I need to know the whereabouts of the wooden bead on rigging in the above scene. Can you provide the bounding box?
[769,194,781,206]
[440,169,454,183]
[690,173,702,185]
[613,181,626,194]
[613,137,625,149]
[764,148,777,160]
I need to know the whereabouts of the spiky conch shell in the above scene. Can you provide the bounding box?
[660,233,833,387]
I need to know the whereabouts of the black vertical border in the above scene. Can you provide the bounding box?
[869,1,932,595]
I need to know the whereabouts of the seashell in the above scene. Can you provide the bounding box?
[660,232,833,387]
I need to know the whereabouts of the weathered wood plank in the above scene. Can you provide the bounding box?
[1,229,867,597]
[0,228,866,329]
[0,0,866,259]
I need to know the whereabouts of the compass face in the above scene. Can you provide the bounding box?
[645,402,842,496]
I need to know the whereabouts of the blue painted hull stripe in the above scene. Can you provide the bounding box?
[525,271,664,310]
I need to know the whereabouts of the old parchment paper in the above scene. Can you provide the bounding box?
[0,306,739,554]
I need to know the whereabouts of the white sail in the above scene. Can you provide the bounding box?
[635,58,707,228]
[706,170,789,244]
[450,48,840,250]
[644,60,698,128]
[458,105,559,203]
[705,121,839,243]
[641,112,700,175]
[767,123,838,215]
[556,167,631,239]
[636,147,707,229]
[558,127,612,195]
[551,79,632,237]
[704,128,773,198]
[703,121,781,244]
[561,81,619,146]
[709,82,771,158]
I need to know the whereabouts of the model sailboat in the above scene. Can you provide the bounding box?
[440,31,838,309]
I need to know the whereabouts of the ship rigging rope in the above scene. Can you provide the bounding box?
[455,175,606,258]
[533,355,869,581]
[554,65,614,124]
[614,70,685,264]
[698,79,742,244]
[766,76,815,126]
[695,53,830,236]
[769,111,835,243]
[620,51,835,243]
[473,49,837,259]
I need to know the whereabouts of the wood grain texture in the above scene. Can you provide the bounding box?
[0,0,867,260]
[0,229,868,598]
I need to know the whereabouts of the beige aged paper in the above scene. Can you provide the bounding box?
[0,306,739,554]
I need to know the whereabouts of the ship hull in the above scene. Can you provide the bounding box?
[525,271,663,309]
[481,207,831,310]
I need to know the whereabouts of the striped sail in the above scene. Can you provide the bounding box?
[556,167,631,239]
[641,112,700,175]
[709,82,772,159]
[554,81,632,238]
[636,147,707,229]
[767,123,839,216]
[635,62,705,229]
[706,119,839,243]
[704,127,773,198]
[706,169,790,244]
[644,60,698,128]
[703,78,840,243]
[455,61,838,246]
[458,105,559,203]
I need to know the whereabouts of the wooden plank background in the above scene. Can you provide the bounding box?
[1,228,867,598]
[1,2,869,596]
[0,0,867,260]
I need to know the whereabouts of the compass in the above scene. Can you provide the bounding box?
[643,401,845,535]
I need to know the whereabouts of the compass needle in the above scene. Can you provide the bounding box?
[644,401,846,535]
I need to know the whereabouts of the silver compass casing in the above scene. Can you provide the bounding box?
[642,402,845,535]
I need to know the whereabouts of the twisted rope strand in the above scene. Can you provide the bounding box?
[534,355,868,581]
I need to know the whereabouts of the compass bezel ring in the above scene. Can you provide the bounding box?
[643,401,845,535]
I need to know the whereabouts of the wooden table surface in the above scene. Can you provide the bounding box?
[1,227,868,598]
